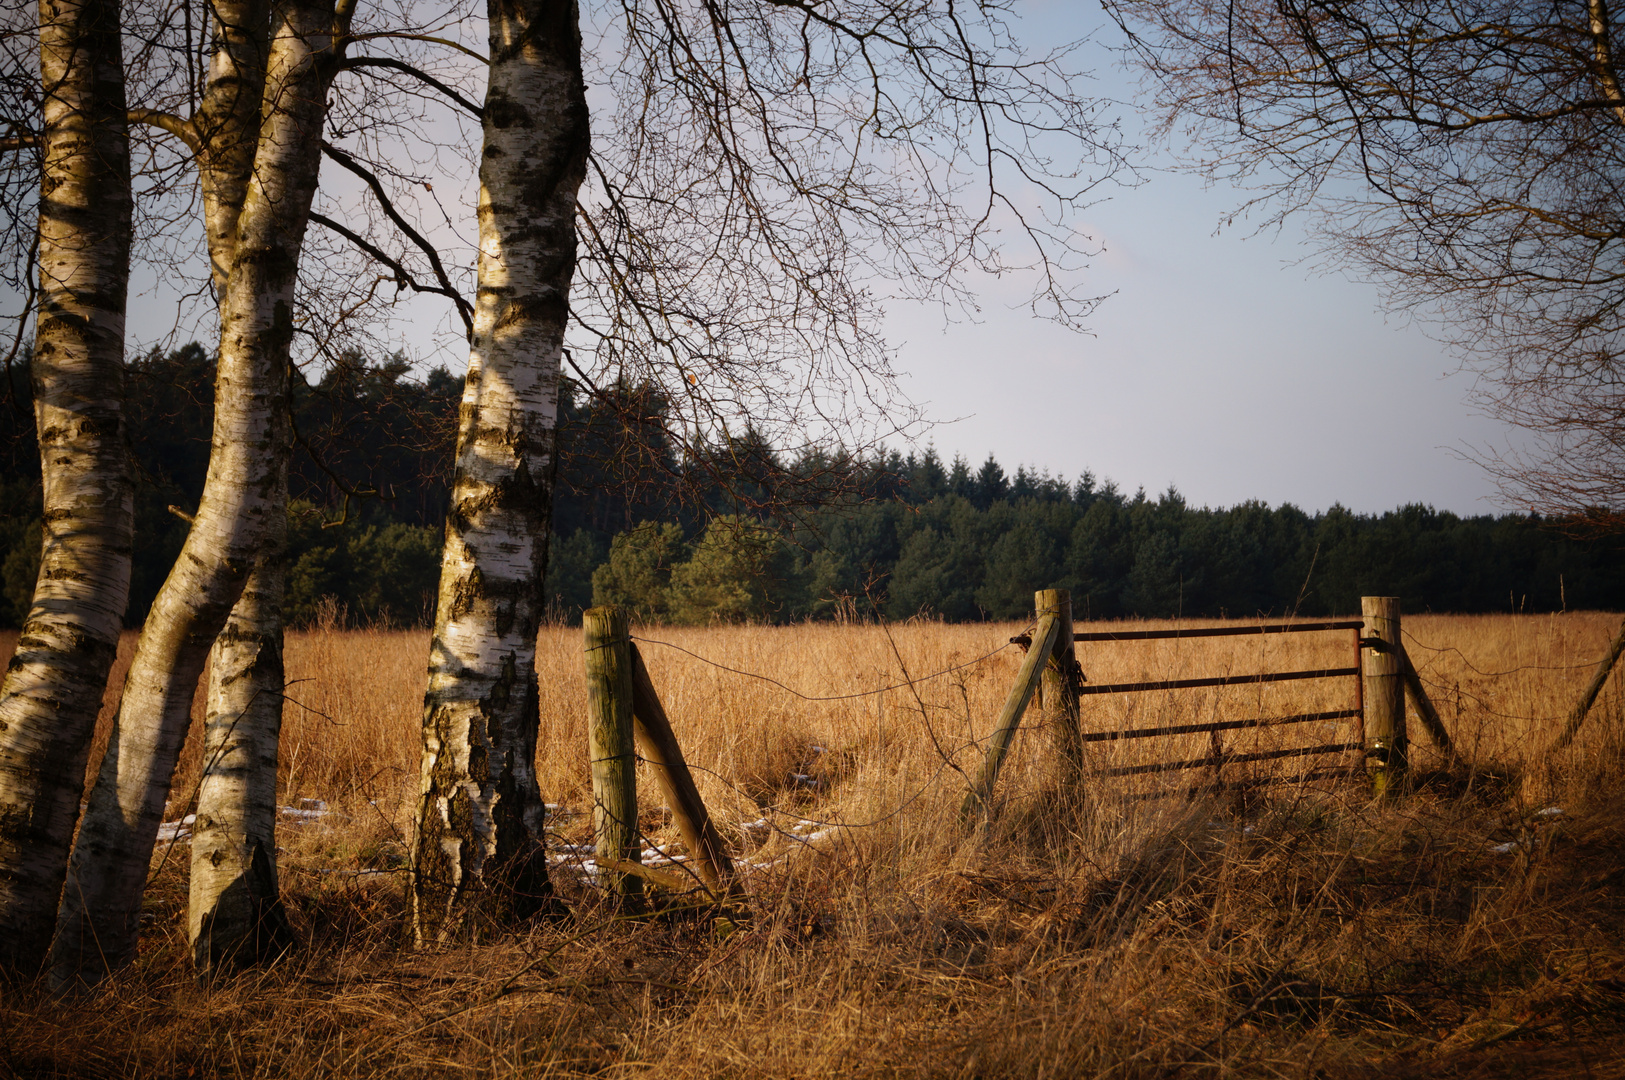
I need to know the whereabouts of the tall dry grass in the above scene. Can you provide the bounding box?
[3,612,1625,1078]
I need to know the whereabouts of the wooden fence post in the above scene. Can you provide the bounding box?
[1549,615,1625,753]
[1037,589,1085,785]
[962,600,1062,823]
[628,642,738,898]
[583,606,643,907]
[1362,596,1407,799]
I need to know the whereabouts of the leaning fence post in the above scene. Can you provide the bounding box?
[1549,615,1625,753]
[962,602,1062,824]
[1397,645,1454,758]
[583,605,644,907]
[1037,588,1084,784]
[1361,596,1407,799]
[627,642,738,898]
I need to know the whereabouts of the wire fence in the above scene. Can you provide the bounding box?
[629,634,1019,701]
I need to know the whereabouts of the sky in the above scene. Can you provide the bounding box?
[877,4,1522,518]
[884,169,1515,517]
[101,1,1529,521]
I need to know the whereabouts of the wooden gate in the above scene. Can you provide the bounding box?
[1069,619,1364,799]
[964,590,1451,819]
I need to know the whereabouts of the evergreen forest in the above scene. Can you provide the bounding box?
[2,346,1620,628]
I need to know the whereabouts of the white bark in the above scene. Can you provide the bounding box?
[411,0,588,944]
[186,0,296,976]
[50,0,348,989]
[195,0,271,297]
[0,0,132,977]
[188,499,294,974]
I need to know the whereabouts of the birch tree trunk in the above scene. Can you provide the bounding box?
[0,0,132,977]
[50,0,349,989]
[194,0,270,298]
[189,496,295,974]
[410,0,588,945]
[184,0,297,976]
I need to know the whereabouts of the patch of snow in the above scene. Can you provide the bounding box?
[156,816,194,843]
[639,848,690,865]
[737,818,772,843]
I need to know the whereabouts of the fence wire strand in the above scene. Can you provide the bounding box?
[629,634,1018,700]
[619,630,1038,833]
[1404,665,1571,725]
[1400,625,1621,725]
[1402,627,1601,676]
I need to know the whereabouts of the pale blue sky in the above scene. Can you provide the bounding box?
[881,3,1519,517]
[885,169,1513,516]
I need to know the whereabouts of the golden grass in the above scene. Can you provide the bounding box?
[4,612,1625,1079]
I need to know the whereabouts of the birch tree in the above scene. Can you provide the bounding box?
[189,540,297,973]
[183,0,298,975]
[411,0,586,943]
[0,0,133,976]
[50,0,353,988]
[409,0,1129,940]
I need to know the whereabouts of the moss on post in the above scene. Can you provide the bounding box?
[1037,589,1084,786]
[583,606,643,907]
[1362,596,1407,800]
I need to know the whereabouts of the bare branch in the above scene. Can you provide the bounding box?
[1109,0,1625,521]
[309,209,474,334]
[341,55,482,119]
[320,141,471,338]
[344,31,487,65]
[128,108,198,154]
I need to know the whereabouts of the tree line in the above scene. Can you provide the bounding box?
[4,346,1616,631]
[598,477,1625,624]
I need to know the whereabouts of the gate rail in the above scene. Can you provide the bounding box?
[1065,618,1365,796]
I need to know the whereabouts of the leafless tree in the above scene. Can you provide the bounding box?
[0,0,1132,965]
[184,0,299,977]
[1108,0,1625,525]
[0,0,133,977]
[406,0,1132,939]
[50,0,355,989]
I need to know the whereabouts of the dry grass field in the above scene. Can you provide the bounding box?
[4,612,1625,1078]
